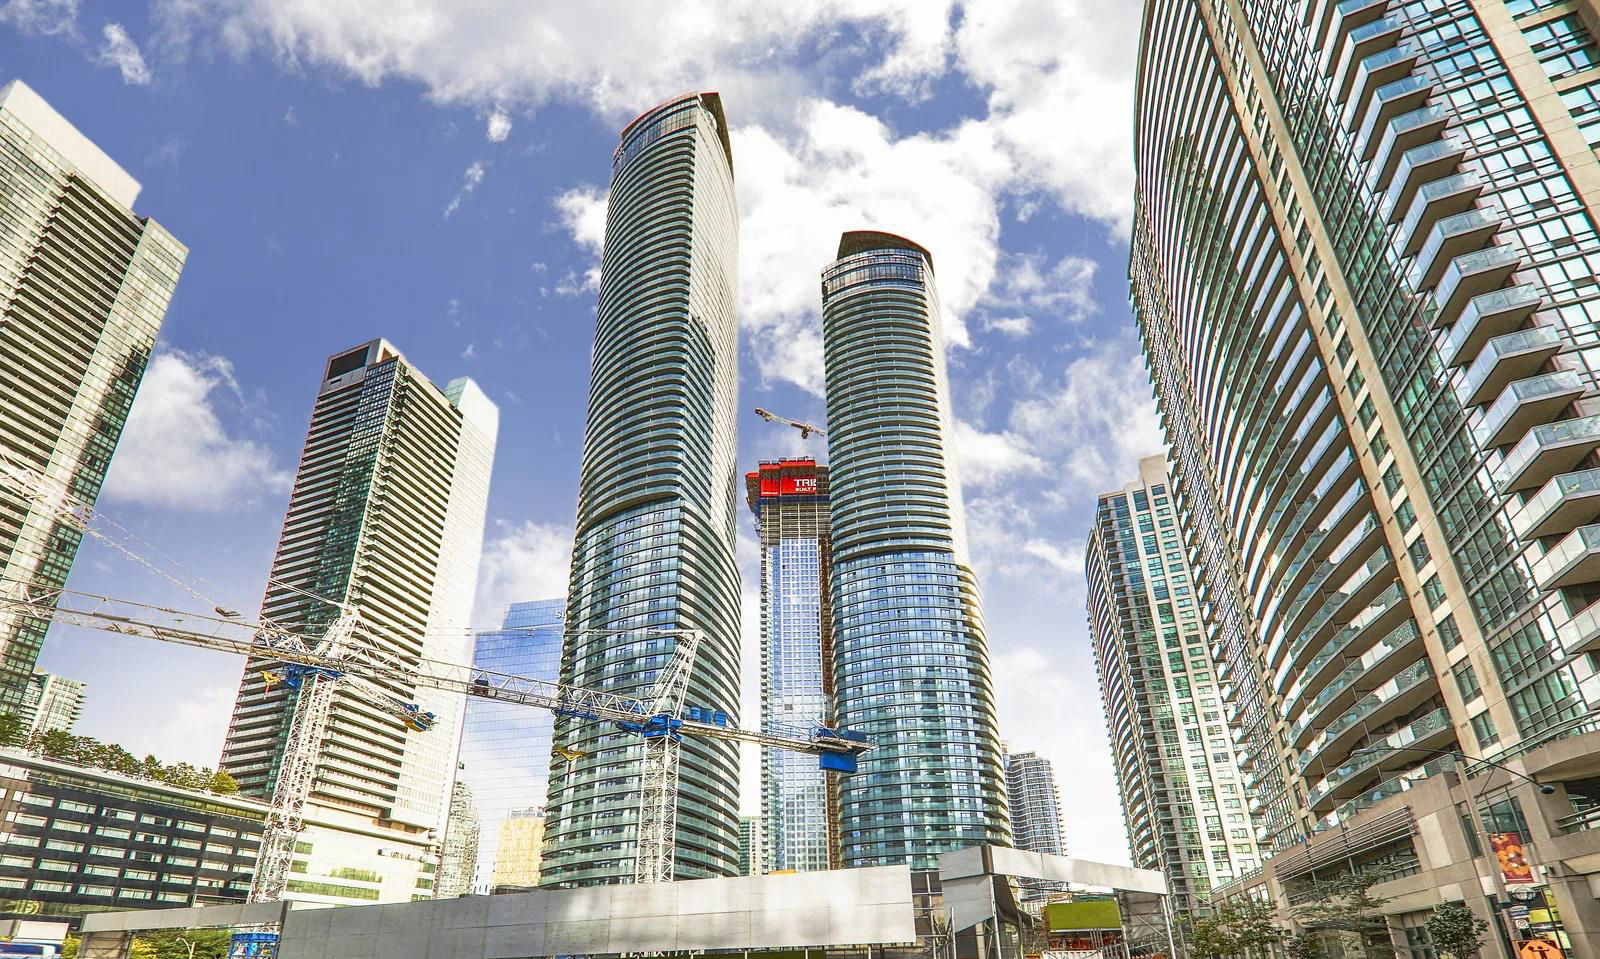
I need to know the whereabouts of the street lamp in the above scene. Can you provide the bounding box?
[1346,744,1555,794]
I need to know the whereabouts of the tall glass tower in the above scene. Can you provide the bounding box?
[542,92,742,886]
[1132,0,1600,930]
[822,230,1009,868]
[452,598,563,893]
[1086,457,1261,915]
[0,80,185,709]
[746,458,836,872]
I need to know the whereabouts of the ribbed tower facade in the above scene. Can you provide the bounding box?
[822,231,1009,868]
[746,458,837,872]
[0,80,185,708]
[1087,458,1260,913]
[221,339,497,904]
[542,92,742,886]
[1003,751,1066,860]
[1133,0,1600,930]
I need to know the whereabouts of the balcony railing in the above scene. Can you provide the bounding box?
[1314,754,1456,833]
[1292,653,1432,746]
[1398,168,1481,256]
[1305,701,1450,809]
[1533,523,1600,590]
[1457,325,1563,407]
[1440,283,1542,368]
[1435,244,1523,324]
[1495,414,1600,493]
[1474,370,1584,449]
[1410,207,1501,291]
[1513,468,1600,540]
[1558,599,1600,656]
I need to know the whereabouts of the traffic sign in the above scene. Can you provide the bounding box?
[1518,939,1565,959]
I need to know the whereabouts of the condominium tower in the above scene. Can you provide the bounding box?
[455,598,563,892]
[220,339,497,904]
[0,80,185,708]
[542,92,742,885]
[1132,0,1600,938]
[1086,458,1260,912]
[1003,751,1066,861]
[745,458,837,872]
[822,230,1009,868]
[21,670,85,735]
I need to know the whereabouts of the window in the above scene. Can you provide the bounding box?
[1422,575,1447,609]
[1471,712,1500,748]
[31,881,70,893]
[1437,614,1463,651]
[1454,660,1484,702]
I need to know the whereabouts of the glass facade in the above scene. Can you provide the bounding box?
[1087,458,1262,914]
[822,231,1009,869]
[1132,0,1600,861]
[449,598,562,894]
[746,459,836,873]
[542,93,743,885]
[0,81,184,710]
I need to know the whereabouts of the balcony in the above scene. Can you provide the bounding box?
[1558,600,1600,655]
[1534,524,1600,590]
[1475,370,1585,448]
[1513,469,1600,540]
[1327,15,1403,93]
[1293,622,1425,760]
[1315,0,1389,57]
[1380,136,1465,220]
[1398,171,1482,257]
[1305,693,1446,811]
[1281,581,1408,697]
[1372,103,1452,193]
[1409,208,1501,291]
[1344,45,1420,130]
[1315,754,1455,833]
[1435,245,1524,326]
[1457,326,1563,407]
[1496,415,1600,493]
[1440,284,1542,368]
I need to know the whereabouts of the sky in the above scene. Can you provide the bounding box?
[0,0,1161,866]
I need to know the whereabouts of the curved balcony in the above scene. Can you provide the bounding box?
[1291,621,1425,752]
[1269,512,1383,638]
[1330,17,1404,95]
[1380,135,1465,219]
[1534,524,1600,590]
[1281,586,1411,704]
[1314,753,1456,833]
[1440,283,1542,368]
[1495,414,1600,493]
[1514,468,1600,541]
[1313,0,1389,57]
[1373,103,1452,194]
[1398,169,1482,256]
[1303,700,1452,792]
[1474,370,1585,449]
[1305,701,1450,811]
[1560,599,1600,656]
[1457,325,1563,407]
[1272,551,1398,677]
[1274,546,1394,666]
[1409,208,1502,291]
[1436,245,1523,322]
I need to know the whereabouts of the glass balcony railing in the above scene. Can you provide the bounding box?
[1533,524,1600,590]
[1457,325,1562,407]
[1495,414,1600,492]
[1409,207,1500,289]
[1513,468,1600,540]
[1369,79,1444,175]
[1314,754,1456,833]
[1282,548,1391,648]
[1435,245,1522,321]
[1304,696,1446,807]
[1345,44,1417,119]
[1398,169,1480,252]
[1283,581,1406,687]
[1474,370,1584,448]
[1292,629,1427,744]
[1559,599,1600,655]
[1440,283,1541,367]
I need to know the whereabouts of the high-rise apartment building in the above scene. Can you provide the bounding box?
[1003,751,1066,861]
[491,807,546,891]
[542,92,742,886]
[455,598,562,893]
[738,816,763,877]
[220,339,497,903]
[745,458,837,872]
[435,781,480,899]
[1132,0,1600,944]
[0,80,185,709]
[21,670,84,735]
[822,230,1009,868]
[1086,458,1260,913]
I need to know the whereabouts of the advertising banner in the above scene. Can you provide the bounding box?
[1491,832,1536,885]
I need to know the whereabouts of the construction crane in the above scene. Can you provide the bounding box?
[753,407,826,440]
[0,449,871,900]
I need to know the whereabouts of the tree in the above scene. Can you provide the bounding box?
[1186,900,1285,959]
[209,769,240,794]
[1294,870,1397,959]
[0,711,25,747]
[132,930,233,959]
[1426,902,1488,959]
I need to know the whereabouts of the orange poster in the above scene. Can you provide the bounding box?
[1492,832,1535,885]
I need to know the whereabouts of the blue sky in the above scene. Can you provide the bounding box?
[1,0,1157,865]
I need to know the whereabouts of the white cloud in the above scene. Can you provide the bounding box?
[102,351,290,512]
[95,22,152,85]
[485,107,511,142]
[990,252,1099,324]
[982,315,1032,337]
[443,159,486,218]
[472,520,572,628]
[953,419,1042,489]
[0,0,79,35]
[1023,538,1085,576]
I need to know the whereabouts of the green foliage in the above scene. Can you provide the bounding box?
[61,936,77,959]
[0,712,239,795]
[1185,900,1284,959]
[1293,870,1397,959]
[132,929,233,959]
[1426,902,1488,959]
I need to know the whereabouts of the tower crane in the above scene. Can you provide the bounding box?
[752,407,827,440]
[0,448,871,901]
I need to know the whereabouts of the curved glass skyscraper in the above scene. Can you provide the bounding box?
[822,231,1009,868]
[541,93,742,886]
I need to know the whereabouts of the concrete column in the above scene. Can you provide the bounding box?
[77,931,133,959]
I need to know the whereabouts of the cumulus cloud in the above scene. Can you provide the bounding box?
[95,22,152,85]
[0,0,79,36]
[485,107,512,142]
[472,520,572,628]
[953,419,1042,489]
[102,351,290,512]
